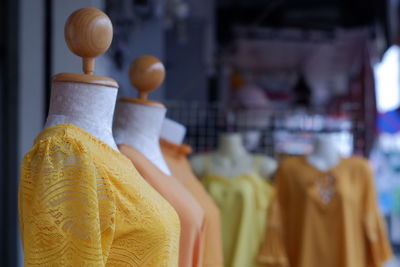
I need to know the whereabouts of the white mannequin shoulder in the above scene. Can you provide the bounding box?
[255,154,278,179]
[191,133,277,178]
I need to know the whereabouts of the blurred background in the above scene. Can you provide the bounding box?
[2,0,400,266]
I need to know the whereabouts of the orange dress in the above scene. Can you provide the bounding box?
[258,156,392,267]
[119,144,205,267]
[160,139,224,267]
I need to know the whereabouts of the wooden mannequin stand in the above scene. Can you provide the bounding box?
[119,55,165,107]
[113,55,172,175]
[45,7,120,150]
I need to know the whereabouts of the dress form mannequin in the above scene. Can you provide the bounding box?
[160,118,187,145]
[307,133,342,171]
[191,132,277,178]
[44,8,119,151]
[160,118,225,267]
[113,56,171,175]
[20,8,184,267]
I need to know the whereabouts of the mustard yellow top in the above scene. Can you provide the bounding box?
[18,124,180,266]
[258,156,392,267]
[202,155,274,267]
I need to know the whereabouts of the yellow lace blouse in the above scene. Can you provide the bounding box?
[18,124,180,266]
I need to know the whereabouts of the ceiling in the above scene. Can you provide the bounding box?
[217,0,387,45]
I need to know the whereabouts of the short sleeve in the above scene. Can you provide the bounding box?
[18,136,116,266]
[362,160,393,267]
[258,164,290,267]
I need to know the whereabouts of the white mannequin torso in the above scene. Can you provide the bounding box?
[160,118,187,145]
[307,134,342,171]
[113,101,171,175]
[45,81,119,151]
[190,133,277,178]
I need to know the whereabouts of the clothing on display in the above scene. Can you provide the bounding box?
[119,144,206,267]
[114,55,207,267]
[19,124,180,266]
[160,138,225,267]
[112,55,173,176]
[200,153,274,267]
[15,5,395,267]
[18,8,183,267]
[258,156,392,267]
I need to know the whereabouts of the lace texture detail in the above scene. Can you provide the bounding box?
[19,124,180,266]
[45,82,119,150]
[113,102,171,175]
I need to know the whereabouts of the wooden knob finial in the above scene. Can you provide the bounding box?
[65,7,113,75]
[129,55,165,101]
[53,7,118,88]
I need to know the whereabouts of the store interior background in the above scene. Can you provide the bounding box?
[1,0,400,266]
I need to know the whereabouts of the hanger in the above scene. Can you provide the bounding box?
[53,7,119,88]
[119,55,165,108]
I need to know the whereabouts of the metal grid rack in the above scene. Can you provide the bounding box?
[165,101,361,156]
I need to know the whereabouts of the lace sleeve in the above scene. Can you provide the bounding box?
[19,136,116,266]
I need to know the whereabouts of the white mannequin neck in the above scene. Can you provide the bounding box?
[307,134,341,171]
[217,133,248,158]
[160,118,187,145]
[113,101,171,175]
[203,133,251,177]
[44,81,119,151]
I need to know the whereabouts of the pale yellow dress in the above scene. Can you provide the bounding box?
[202,155,274,267]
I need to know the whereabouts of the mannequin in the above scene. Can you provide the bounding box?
[45,8,119,151]
[45,83,118,150]
[160,118,225,266]
[161,117,187,145]
[196,132,276,267]
[191,132,277,179]
[307,133,342,171]
[258,136,393,267]
[116,57,206,267]
[113,55,171,175]
[19,8,182,266]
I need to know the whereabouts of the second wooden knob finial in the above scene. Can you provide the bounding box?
[129,55,166,101]
[65,7,113,75]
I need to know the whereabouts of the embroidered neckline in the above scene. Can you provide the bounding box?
[298,156,341,207]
